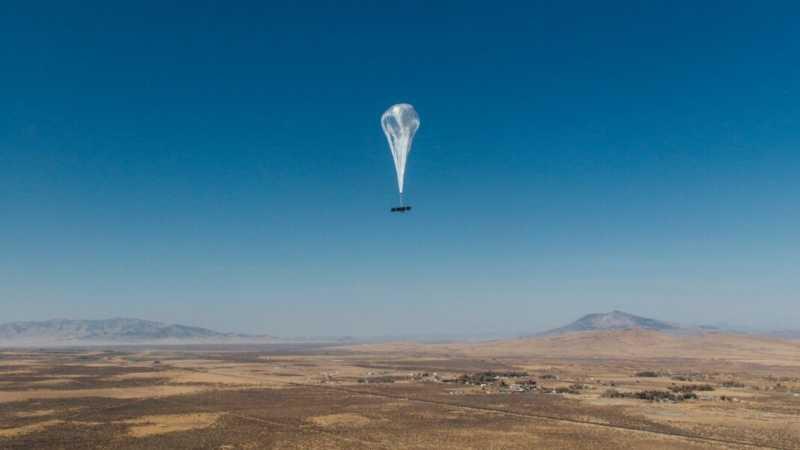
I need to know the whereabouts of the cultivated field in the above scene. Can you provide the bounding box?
[0,331,799,449]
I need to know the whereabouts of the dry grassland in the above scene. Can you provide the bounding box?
[0,331,797,449]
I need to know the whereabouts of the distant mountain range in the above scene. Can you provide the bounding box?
[0,318,272,346]
[537,310,681,336]
[2,312,797,347]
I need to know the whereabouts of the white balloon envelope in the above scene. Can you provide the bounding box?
[381,104,420,210]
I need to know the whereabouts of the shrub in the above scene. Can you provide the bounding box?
[602,388,625,398]
[635,371,661,378]
[554,386,580,394]
[671,372,707,382]
[601,389,696,402]
[669,384,714,393]
[635,390,696,401]
[456,371,530,385]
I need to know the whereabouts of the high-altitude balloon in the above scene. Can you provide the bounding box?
[381,103,420,197]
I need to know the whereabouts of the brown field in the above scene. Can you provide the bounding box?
[0,331,798,449]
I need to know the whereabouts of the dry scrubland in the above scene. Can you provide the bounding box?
[0,331,799,449]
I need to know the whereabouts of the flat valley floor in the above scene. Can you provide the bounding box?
[1,333,799,449]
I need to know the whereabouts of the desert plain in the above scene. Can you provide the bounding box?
[0,330,799,449]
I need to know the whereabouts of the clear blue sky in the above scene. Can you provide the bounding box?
[2,1,798,336]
